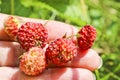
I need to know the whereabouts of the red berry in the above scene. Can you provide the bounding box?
[45,38,77,66]
[77,25,97,50]
[19,47,46,76]
[4,16,20,40]
[17,22,48,51]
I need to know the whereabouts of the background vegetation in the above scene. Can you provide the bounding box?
[0,0,120,80]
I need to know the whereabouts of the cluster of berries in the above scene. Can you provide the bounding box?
[4,16,97,76]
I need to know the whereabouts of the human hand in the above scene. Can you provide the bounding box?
[0,13,102,80]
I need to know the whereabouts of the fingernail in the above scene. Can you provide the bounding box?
[93,74,96,80]
[97,57,103,69]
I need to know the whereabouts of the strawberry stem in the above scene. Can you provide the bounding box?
[66,33,80,39]
[43,20,50,26]
[18,54,23,59]
[62,33,67,38]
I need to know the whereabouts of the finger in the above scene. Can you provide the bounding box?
[0,13,78,41]
[0,41,21,66]
[0,67,95,80]
[0,41,101,71]
[65,49,102,71]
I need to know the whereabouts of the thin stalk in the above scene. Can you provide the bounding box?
[80,0,90,23]
[43,12,56,26]
[95,69,100,80]
[11,0,14,15]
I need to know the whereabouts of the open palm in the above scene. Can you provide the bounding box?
[0,13,102,80]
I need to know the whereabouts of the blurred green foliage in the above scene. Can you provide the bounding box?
[0,0,120,80]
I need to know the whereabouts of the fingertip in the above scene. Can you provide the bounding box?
[78,49,101,71]
[76,68,96,80]
[97,56,103,69]
[66,49,101,71]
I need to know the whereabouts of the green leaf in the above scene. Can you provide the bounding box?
[0,0,31,16]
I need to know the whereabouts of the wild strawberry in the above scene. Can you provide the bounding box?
[77,25,97,50]
[19,47,46,76]
[4,16,20,40]
[45,38,77,66]
[17,22,48,51]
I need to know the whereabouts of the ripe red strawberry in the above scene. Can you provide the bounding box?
[17,22,48,51]
[45,38,77,66]
[77,25,97,50]
[4,16,20,40]
[19,47,46,76]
